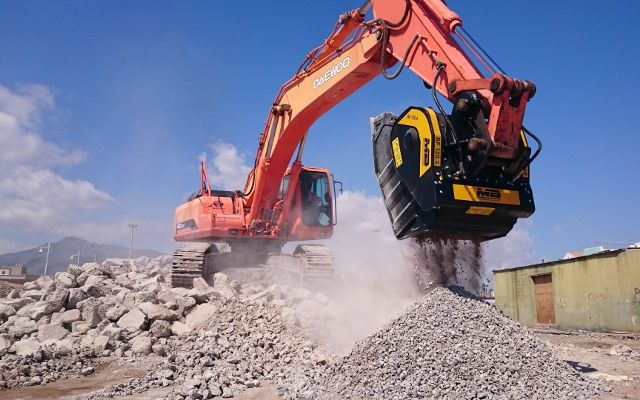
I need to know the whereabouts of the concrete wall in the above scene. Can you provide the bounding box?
[494,249,640,332]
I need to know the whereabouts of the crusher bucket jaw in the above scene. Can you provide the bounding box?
[371,107,536,242]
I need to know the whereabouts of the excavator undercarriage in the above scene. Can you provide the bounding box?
[171,241,334,288]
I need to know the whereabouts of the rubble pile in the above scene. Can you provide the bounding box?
[0,257,171,388]
[0,256,329,398]
[282,287,606,400]
[0,281,23,298]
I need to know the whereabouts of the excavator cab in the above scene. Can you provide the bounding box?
[278,167,335,240]
[371,107,535,241]
[298,169,333,227]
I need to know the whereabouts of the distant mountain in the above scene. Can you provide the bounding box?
[0,236,165,276]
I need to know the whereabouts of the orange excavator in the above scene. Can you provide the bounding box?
[171,0,540,286]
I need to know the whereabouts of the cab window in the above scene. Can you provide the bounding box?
[299,170,332,227]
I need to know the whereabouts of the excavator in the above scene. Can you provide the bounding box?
[171,0,540,287]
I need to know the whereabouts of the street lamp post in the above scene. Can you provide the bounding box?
[90,242,96,263]
[70,250,80,266]
[128,224,138,261]
[38,242,51,276]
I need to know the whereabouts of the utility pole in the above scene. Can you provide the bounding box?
[128,224,138,261]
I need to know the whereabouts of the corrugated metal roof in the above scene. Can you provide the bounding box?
[493,248,632,274]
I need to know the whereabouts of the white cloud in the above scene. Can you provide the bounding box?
[201,142,252,191]
[0,83,115,243]
[481,219,536,278]
[0,84,54,129]
[0,166,114,232]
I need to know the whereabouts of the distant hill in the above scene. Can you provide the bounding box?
[0,236,165,276]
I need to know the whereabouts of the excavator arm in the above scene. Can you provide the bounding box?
[242,0,538,240]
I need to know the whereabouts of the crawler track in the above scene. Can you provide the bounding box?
[170,243,213,288]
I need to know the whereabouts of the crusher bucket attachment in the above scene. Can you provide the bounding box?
[371,107,535,241]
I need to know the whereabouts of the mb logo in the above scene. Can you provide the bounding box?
[476,188,501,200]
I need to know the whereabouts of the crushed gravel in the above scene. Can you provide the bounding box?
[280,287,607,400]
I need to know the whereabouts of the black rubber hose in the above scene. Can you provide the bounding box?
[510,125,542,183]
[378,0,413,80]
[380,26,420,80]
[431,65,464,174]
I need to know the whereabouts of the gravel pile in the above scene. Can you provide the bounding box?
[281,287,607,400]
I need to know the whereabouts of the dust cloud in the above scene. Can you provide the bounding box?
[296,192,482,353]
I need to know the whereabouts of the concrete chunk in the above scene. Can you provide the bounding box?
[61,309,82,325]
[130,335,153,355]
[185,303,217,330]
[138,302,177,321]
[54,272,78,289]
[117,308,148,331]
[171,321,192,336]
[37,322,69,341]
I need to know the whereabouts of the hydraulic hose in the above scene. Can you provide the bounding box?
[431,65,465,175]
[510,125,542,183]
[377,0,414,80]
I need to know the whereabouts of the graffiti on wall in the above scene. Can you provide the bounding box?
[632,288,640,306]
[587,292,607,302]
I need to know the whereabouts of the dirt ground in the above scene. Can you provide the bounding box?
[3,330,638,400]
[1,356,283,400]
[534,329,640,400]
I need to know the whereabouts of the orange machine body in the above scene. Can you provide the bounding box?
[174,162,334,243]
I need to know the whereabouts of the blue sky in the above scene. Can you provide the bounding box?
[0,0,638,266]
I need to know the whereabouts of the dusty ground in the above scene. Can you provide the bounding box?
[4,329,637,399]
[1,357,283,400]
[534,329,640,400]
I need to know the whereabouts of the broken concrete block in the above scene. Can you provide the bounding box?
[171,321,192,336]
[67,288,88,310]
[117,308,148,331]
[149,320,172,338]
[185,303,217,330]
[61,309,82,325]
[212,273,238,299]
[93,335,110,352]
[105,305,127,322]
[54,272,78,289]
[138,302,177,321]
[42,287,70,313]
[37,322,69,341]
[34,275,53,290]
[11,336,42,357]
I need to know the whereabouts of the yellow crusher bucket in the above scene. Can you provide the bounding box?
[371,107,535,241]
